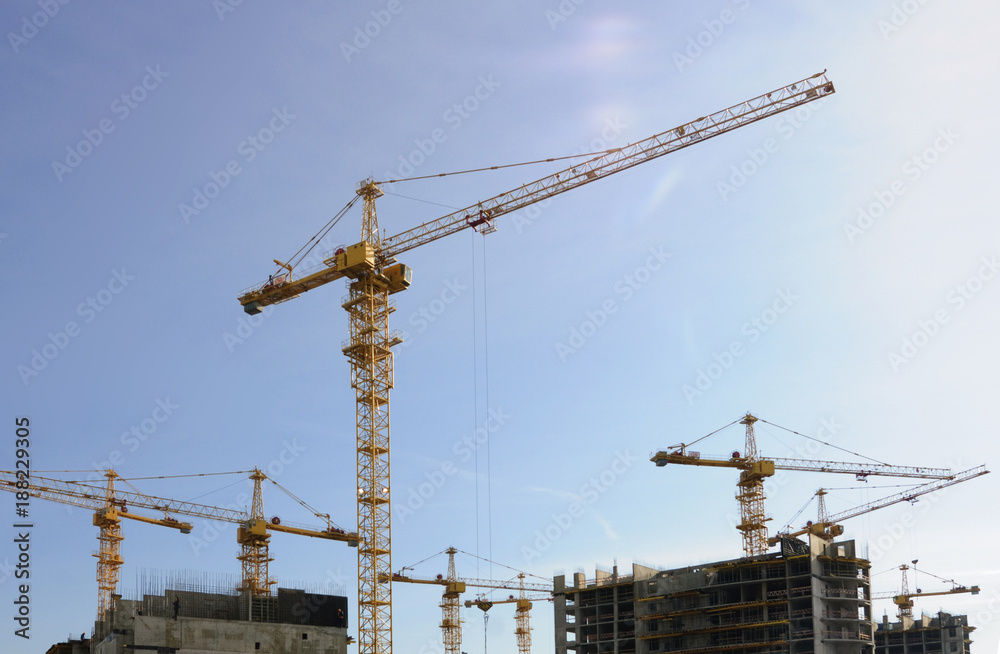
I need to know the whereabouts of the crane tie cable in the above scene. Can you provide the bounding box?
[822,483,921,491]
[277,194,360,275]
[779,495,817,533]
[679,417,744,449]
[397,549,449,572]
[99,471,253,481]
[374,148,623,185]
[756,418,890,465]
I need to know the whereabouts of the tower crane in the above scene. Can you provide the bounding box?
[386,547,552,654]
[237,72,836,654]
[465,574,551,654]
[769,465,989,545]
[650,413,986,557]
[230,467,361,595]
[0,468,357,614]
[0,469,192,618]
[873,563,980,619]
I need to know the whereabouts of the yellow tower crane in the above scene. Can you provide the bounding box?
[237,72,836,654]
[651,413,988,557]
[387,547,552,654]
[769,466,989,545]
[0,469,192,618]
[232,467,362,595]
[465,574,551,654]
[0,468,357,614]
[873,563,980,619]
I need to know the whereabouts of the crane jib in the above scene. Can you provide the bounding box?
[380,71,835,259]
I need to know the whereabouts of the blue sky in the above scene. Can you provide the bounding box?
[3,1,1000,652]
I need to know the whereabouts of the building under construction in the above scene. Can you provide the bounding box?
[90,572,349,654]
[875,612,973,654]
[555,535,875,654]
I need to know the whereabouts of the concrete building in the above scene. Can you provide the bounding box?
[92,587,349,654]
[555,536,874,654]
[44,635,90,654]
[875,612,973,654]
[554,562,654,654]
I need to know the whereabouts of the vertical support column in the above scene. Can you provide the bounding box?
[345,271,394,654]
[440,592,461,654]
[93,509,123,619]
[237,469,273,596]
[441,548,462,654]
[94,470,124,619]
[736,413,770,557]
[514,599,532,654]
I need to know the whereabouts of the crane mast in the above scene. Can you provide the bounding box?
[441,547,462,654]
[95,471,123,617]
[237,468,274,596]
[736,414,769,558]
[237,72,836,653]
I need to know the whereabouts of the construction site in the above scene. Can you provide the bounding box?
[7,5,999,654]
[23,406,989,654]
[14,68,993,654]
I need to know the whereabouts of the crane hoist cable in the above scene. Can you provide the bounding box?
[472,232,482,579]
[471,232,495,579]
[484,240,493,580]
[483,610,490,654]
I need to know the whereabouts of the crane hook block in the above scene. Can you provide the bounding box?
[466,209,497,234]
